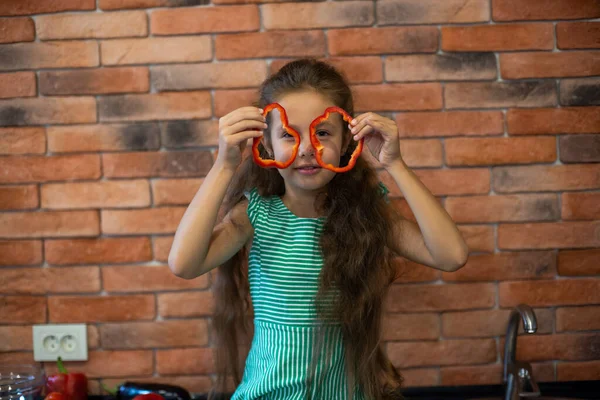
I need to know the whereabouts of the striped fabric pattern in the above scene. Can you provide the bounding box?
[230,188,365,400]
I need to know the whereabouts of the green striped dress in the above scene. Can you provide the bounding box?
[230,187,366,400]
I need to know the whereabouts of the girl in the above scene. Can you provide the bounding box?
[168,59,468,400]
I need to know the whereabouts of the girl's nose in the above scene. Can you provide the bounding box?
[298,135,315,157]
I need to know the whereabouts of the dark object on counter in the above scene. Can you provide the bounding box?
[45,357,88,400]
[117,382,191,400]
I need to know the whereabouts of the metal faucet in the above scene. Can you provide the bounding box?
[503,304,540,400]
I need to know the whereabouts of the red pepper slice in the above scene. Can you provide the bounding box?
[309,106,363,173]
[252,103,300,169]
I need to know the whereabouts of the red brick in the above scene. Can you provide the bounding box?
[382,313,440,341]
[0,41,98,70]
[0,210,99,239]
[562,192,600,220]
[377,0,489,25]
[560,78,600,107]
[557,306,600,332]
[0,17,34,43]
[102,265,208,292]
[446,193,559,223]
[100,320,208,349]
[398,369,439,387]
[100,0,208,9]
[442,24,553,51]
[104,151,213,179]
[41,180,150,209]
[328,27,438,56]
[45,350,153,378]
[0,154,100,184]
[49,295,155,323]
[441,363,554,385]
[99,91,211,122]
[0,326,32,351]
[560,134,600,164]
[0,352,35,364]
[37,11,147,40]
[48,123,160,153]
[101,36,211,65]
[40,67,148,96]
[0,127,45,154]
[385,53,496,82]
[270,57,383,84]
[446,137,556,166]
[158,291,213,318]
[216,31,325,60]
[557,361,600,381]
[500,279,600,307]
[393,258,441,283]
[385,168,491,197]
[499,221,600,250]
[442,308,553,338]
[0,240,42,266]
[493,164,600,193]
[396,111,503,138]
[153,236,173,262]
[152,5,259,34]
[46,237,152,266]
[0,185,38,210]
[263,2,373,30]
[0,71,35,98]
[152,61,266,91]
[459,225,494,253]
[445,81,556,109]
[157,347,214,375]
[388,339,496,368]
[508,107,600,135]
[214,89,258,117]
[0,296,46,324]
[387,283,495,312]
[101,207,185,235]
[0,266,100,294]
[557,22,600,50]
[0,0,95,16]
[100,377,212,397]
[353,83,442,112]
[558,249,600,277]
[511,333,600,362]
[500,51,600,79]
[152,178,204,206]
[492,0,600,21]
[442,251,556,282]
[0,97,97,126]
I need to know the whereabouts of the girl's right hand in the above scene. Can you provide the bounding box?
[216,106,267,171]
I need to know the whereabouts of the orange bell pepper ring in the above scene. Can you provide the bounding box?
[252,103,300,169]
[310,106,364,173]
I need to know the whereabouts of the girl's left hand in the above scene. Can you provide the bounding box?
[349,112,402,169]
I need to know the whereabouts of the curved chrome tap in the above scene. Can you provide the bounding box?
[503,304,540,400]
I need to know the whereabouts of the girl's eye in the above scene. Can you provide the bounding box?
[316,130,330,137]
[281,131,292,138]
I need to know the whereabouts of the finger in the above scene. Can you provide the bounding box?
[353,125,374,141]
[349,112,369,127]
[349,115,376,136]
[221,107,265,126]
[223,120,268,137]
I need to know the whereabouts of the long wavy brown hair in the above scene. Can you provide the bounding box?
[210,58,404,400]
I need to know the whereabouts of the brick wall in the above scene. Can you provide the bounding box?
[1,0,599,393]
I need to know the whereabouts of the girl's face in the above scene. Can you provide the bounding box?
[267,90,349,194]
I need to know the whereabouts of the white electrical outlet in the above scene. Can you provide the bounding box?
[33,324,88,362]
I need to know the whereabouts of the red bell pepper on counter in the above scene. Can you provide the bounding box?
[45,357,88,400]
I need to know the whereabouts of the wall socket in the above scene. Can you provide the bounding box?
[33,324,88,362]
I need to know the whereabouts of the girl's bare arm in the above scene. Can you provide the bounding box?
[168,165,253,279]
